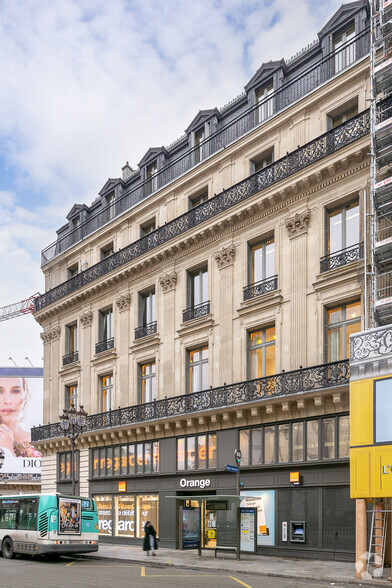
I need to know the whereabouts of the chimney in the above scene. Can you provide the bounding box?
[122,161,133,181]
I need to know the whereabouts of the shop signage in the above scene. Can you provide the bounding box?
[118,481,126,492]
[290,471,301,485]
[179,477,212,489]
[382,465,392,474]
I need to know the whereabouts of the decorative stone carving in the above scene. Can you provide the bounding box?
[159,271,178,293]
[214,244,236,269]
[40,326,61,344]
[80,310,93,328]
[285,209,311,239]
[116,293,132,312]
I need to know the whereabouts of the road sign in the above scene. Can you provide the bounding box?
[225,464,239,473]
[234,449,242,463]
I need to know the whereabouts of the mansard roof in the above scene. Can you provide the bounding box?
[138,146,168,168]
[185,109,220,134]
[318,0,368,37]
[98,178,121,197]
[66,203,87,221]
[244,60,285,93]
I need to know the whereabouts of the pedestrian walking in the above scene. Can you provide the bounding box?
[143,521,158,556]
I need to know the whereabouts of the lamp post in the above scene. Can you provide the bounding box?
[59,405,88,495]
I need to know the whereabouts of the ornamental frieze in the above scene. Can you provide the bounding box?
[159,271,178,293]
[285,209,311,239]
[214,244,236,269]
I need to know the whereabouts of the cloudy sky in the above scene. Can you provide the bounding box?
[0,0,343,367]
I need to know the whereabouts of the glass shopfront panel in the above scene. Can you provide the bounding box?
[94,495,113,536]
[94,494,158,539]
[115,496,135,537]
[137,495,159,539]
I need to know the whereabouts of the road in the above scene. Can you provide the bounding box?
[0,556,359,588]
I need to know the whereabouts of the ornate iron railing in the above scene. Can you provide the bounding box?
[41,30,370,266]
[350,325,392,362]
[31,359,349,441]
[320,242,363,273]
[243,275,278,301]
[183,301,211,322]
[95,338,114,354]
[135,322,157,340]
[34,111,370,313]
[62,352,79,366]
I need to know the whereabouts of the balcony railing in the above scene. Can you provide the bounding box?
[31,359,349,442]
[62,351,79,366]
[183,301,210,322]
[320,242,363,273]
[95,338,114,354]
[41,30,369,266]
[135,321,157,340]
[243,275,278,301]
[34,110,371,313]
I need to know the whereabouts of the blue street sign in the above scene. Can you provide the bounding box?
[226,464,239,473]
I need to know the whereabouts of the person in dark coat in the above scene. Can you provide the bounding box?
[143,521,158,556]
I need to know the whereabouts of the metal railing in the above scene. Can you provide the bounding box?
[135,322,157,339]
[183,301,211,322]
[95,338,114,354]
[320,243,363,273]
[62,352,79,366]
[40,31,369,265]
[34,110,370,312]
[31,359,349,441]
[243,275,278,301]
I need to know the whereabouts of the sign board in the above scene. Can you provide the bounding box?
[240,508,256,552]
[118,481,126,492]
[225,464,239,473]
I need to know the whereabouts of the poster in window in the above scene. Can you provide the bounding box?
[94,496,113,535]
[240,490,275,546]
[59,498,81,535]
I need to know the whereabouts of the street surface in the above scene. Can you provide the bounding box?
[0,556,361,588]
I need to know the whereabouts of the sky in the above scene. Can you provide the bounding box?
[0,0,343,367]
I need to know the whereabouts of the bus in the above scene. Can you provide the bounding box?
[0,493,98,558]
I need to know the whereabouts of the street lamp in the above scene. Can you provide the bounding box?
[59,405,88,495]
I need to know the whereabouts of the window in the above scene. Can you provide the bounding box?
[140,361,156,403]
[249,238,274,284]
[306,420,319,461]
[250,149,274,174]
[65,384,78,410]
[292,422,304,462]
[189,190,208,210]
[58,451,79,481]
[375,377,392,444]
[177,433,216,470]
[327,300,361,362]
[331,104,358,129]
[140,219,156,237]
[278,423,289,463]
[322,418,335,459]
[338,415,350,458]
[71,216,80,244]
[188,347,208,393]
[256,83,274,123]
[100,374,113,412]
[136,495,159,538]
[100,242,114,260]
[188,266,208,307]
[115,496,135,537]
[99,308,113,342]
[92,441,159,478]
[68,263,78,279]
[65,323,77,355]
[106,193,115,221]
[248,327,275,379]
[140,290,156,326]
[327,201,359,255]
[0,499,18,530]
[18,498,38,531]
[333,24,356,73]
[146,161,158,195]
[194,127,205,164]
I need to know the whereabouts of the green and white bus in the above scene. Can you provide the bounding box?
[0,493,98,558]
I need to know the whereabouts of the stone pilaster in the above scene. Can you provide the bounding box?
[214,245,236,384]
[116,294,131,409]
[80,310,93,412]
[160,271,177,398]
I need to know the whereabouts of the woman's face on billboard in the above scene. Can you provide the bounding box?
[0,378,25,425]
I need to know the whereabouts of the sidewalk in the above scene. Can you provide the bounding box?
[80,543,392,586]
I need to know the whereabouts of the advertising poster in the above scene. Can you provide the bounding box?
[94,496,113,535]
[240,490,275,546]
[240,508,256,552]
[59,497,81,535]
[182,506,200,549]
[0,367,43,474]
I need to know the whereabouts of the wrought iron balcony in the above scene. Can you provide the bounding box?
[62,351,79,366]
[135,321,157,340]
[35,110,370,313]
[95,338,114,354]
[183,301,210,322]
[320,243,363,273]
[31,359,349,442]
[243,275,278,301]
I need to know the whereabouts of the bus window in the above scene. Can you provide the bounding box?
[0,499,18,530]
[18,498,38,531]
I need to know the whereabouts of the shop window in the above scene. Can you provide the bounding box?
[139,361,156,403]
[136,495,159,538]
[239,429,250,466]
[189,189,208,210]
[248,327,276,379]
[64,384,78,410]
[333,23,356,74]
[292,422,304,462]
[255,83,274,123]
[374,377,392,443]
[306,420,319,461]
[58,451,79,481]
[100,374,113,412]
[251,428,262,465]
[327,300,361,362]
[188,346,208,393]
[115,496,135,537]
[278,423,289,463]
[177,434,216,470]
[264,426,275,464]
[100,242,114,260]
[94,495,113,536]
[338,415,350,458]
[146,161,158,196]
[326,200,359,254]
[322,418,335,459]
[91,441,159,478]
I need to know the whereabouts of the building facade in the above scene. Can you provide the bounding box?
[33,1,374,562]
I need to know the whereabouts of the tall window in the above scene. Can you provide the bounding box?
[327,201,359,254]
[189,267,208,307]
[68,263,78,279]
[188,347,208,393]
[100,374,113,412]
[333,24,356,73]
[194,128,205,164]
[65,323,77,355]
[374,377,392,444]
[248,327,275,379]
[99,308,113,342]
[106,193,115,221]
[327,301,361,362]
[140,362,156,403]
[71,216,80,244]
[65,384,78,409]
[249,238,274,284]
[146,161,158,195]
[256,83,274,123]
[140,290,155,326]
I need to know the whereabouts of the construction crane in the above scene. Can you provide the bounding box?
[0,294,39,322]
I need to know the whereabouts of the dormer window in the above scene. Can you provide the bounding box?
[71,216,80,244]
[255,83,274,123]
[106,193,115,221]
[333,23,355,73]
[146,161,158,196]
[194,128,205,164]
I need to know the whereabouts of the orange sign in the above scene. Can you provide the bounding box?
[290,472,300,483]
[118,481,126,492]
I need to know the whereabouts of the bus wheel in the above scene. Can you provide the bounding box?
[2,538,14,559]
